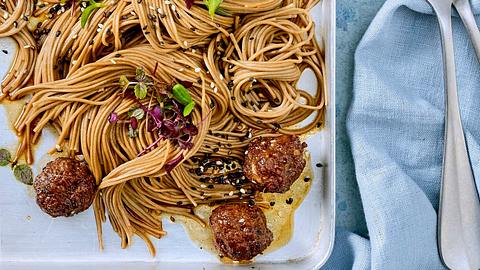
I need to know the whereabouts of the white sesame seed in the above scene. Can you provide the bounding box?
[210,82,215,88]
[183,40,188,47]
[240,188,246,194]
[200,184,207,188]
[110,59,117,64]
[214,87,218,93]
[228,191,234,196]
[194,67,201,73]
[239,218,245,223]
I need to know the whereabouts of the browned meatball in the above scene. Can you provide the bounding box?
[243,135,306,193]
[209,203,273,261]
[34,157,96,217]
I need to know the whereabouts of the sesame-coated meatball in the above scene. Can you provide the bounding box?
[34,157,96,217]
[209,203,273,261]
[243,135,306,193]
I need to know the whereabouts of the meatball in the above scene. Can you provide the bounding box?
[34,157,96,217]
[243,135,306,193]
[209,203,273,261]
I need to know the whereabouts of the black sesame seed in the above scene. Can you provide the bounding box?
[286,198,294,205]
[213,148,219,153]
[176,201,183,205]
[56,30,61,37]
[207,184,214,189]
[270,201,276,206]
[2,50,7,54]
[316,163,324,168]
[248,199,255,206]
[170,216,176,222]
[304,177,311,182]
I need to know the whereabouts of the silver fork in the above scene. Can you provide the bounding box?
[425,0,480,269]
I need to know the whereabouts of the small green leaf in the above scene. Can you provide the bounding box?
[0,149,11,166]
[134,82,148,99]
[135,67,146,81]
[172,83,193,106]
[204,0,223,17]
[119,75,130,91]
[81,2,106,28]
[13,164,33,185]
[128,125,138,138]
[128,108,145,120]
[183,102,195,117]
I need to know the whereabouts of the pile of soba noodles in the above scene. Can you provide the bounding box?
[0,0,325,255]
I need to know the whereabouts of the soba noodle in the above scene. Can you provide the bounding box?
[0,0,325,255]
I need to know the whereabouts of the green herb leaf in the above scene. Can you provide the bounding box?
[119,75,130,91]
[134,82,148,99]
[183,102,195,117]
[13,164,33,185]
[135,67,146,81]
[204,0,223,17]
[172,83,193,106]
[128,108,145,120]
[128,125,138,138]
[0,149,12,167]
[81,1,106,28]
[0,149,11,166]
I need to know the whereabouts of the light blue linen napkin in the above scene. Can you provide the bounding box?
[325,0,480,269]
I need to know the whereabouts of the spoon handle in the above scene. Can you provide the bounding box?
[455,0,480,61]
[429,2,480,269]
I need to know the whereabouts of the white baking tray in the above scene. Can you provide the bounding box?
[0,0,335,269]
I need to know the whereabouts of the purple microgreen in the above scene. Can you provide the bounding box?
[165,154,184,172]
[183,123,199,136]
[138,135,164,157]
[108,112,119,123]
[128,108,145,120]
[179,80,194,88]
[161,119,180,138]
[130,117,138,129]
[134,82,148,99]
[185,0,194,9]
[151,106,162,119]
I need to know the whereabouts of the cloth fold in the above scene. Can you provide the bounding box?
[325,0,480,269]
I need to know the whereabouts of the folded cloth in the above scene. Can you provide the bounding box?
[325,0,480,269]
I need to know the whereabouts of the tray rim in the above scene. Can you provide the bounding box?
[0,1,336,269]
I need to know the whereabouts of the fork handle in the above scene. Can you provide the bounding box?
[455,0,480,61]
[429,3,480,270]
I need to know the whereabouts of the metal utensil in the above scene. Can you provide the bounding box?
[425,0,480,269]
[454,0,480,61]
